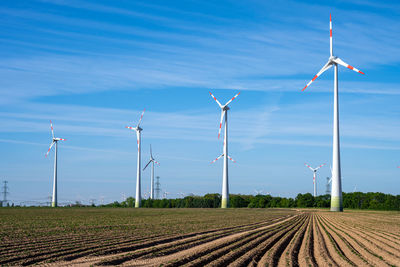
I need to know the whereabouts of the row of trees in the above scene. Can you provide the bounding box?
[104,192,400,210]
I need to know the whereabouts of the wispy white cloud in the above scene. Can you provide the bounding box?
[1,1,399,104]
[0,102,398,150]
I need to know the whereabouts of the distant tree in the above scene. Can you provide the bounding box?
[204,193,221,208]
[315,195,330,208]
[99,192,399,210]
[112,201,121,207]
[296,193,314,208]
[229,195,248,208]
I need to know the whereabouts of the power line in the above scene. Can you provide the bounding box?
[1,181,9,206]
[155,176,161,200]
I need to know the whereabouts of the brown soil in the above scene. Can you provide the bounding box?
[1,209,399,267]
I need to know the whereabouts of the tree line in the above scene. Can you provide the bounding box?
[103,192,400,210]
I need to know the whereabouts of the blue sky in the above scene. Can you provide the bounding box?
[0,0,399,205]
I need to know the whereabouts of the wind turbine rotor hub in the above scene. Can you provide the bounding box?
[223,106,230,111]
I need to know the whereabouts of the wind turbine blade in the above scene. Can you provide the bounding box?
[150,144,153,158]
[136,132,140,150]
[330,14,333,57]
[328,177,332,183]
[315,163,326,171]
[137,108,145,127]
[58,138,66,141]
[209,91,223,108]
[302,61,332,91]
[227,155,236,163]
[211,154,223,164]
[304,163,314,171]
[45,142,55,157]
[50,120,54,139]
[224,92,241,107]
[218,110,226,139]
[333,57,365,75]
[154,160,160,165]
[143,160,152,171]
[126,126,136,130]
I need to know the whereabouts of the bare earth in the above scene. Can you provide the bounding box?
[0,208,399,266]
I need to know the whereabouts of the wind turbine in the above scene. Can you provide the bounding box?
[326,176,332,195]
[209,91,240,208]
[45,120,66,207]
[143,145,160,200]
[254,190,264,195]
[353,184,357,193]
[305,163,326,197]
[126,109,145,208]
[163,191,169,199]
[301,15,364,212]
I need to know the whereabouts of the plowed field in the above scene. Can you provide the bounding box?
[0,208,399,266]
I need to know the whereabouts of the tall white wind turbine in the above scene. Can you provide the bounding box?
[45,120,66,207]
[209,91,240,208]
[126,109,145,208]
[143,145,160,200]
[305,163,326,197]
[301,14,364,212]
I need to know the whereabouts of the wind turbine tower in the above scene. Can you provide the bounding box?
[45,121,66,207]
[301,15,364,211]
[126,109,145,208]
[305,163,326,197]
[209,91,240,208]
[143,145,160,199]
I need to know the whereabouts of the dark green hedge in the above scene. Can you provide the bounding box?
[105,192,400,210]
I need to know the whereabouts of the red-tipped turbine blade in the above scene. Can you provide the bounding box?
[304,163,314,171]
[224,92,241,106]
[302,61,332,91]
[227,155,236,163]
[211,154,223,164]
[136,134,140,151]
[333,57,365,75]
[45,142,55,157]
[137,108,145,127]
[209,91,223,108]
[50,120,54,139]
[316,163,326,170]
[218,110,225,139]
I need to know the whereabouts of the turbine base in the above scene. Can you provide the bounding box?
[330,206,343,212]
[330,196,343,212]
[221,198,228,208]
